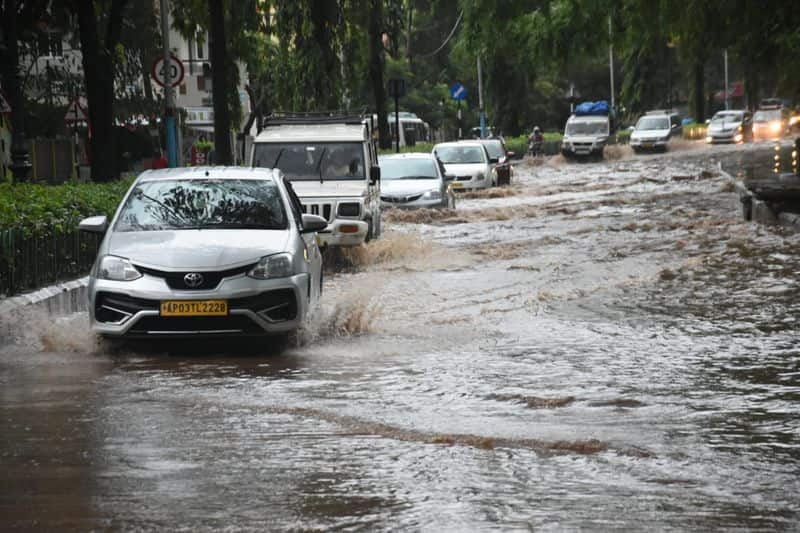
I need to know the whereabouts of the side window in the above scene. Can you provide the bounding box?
[283,179,304,228]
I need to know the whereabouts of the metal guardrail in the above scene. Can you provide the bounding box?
[0,228,100,298]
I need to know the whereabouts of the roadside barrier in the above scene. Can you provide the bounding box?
[0,228,100,298]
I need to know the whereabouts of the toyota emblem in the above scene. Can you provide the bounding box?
[183,272,204,288]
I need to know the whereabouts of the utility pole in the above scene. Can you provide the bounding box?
[159,0,178,167]
[608,16,615,111]
[477,56,486,138]
[724,49,729,110]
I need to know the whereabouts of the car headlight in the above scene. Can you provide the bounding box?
[248,253,293,279]
[422,189,442,200]
[337,202,361,217]
[98,255,142,281]
[770,121,782,132]
[476,173,485,180]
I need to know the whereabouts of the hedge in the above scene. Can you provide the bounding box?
[0,177,134,237]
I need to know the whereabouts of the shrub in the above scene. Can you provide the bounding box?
[0,176,134,237]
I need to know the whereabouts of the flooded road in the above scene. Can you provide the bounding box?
[2,141,800,530]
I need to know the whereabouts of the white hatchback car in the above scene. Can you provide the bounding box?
[78,167,327,339]
[433,141,495,191]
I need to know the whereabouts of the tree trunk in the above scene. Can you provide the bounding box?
[209,0,232,165]
[74,0,127,182]
[368,0,390,149]
[692,60,704,122]
[1,0,32,181]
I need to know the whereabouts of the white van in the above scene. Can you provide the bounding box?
[561,115,610,158]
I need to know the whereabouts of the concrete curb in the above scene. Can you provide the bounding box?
[0,276,89,317]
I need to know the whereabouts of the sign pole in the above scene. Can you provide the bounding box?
[160,0,178,167]
[477,56,486,138]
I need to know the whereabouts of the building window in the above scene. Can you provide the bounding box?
[197,76,205,91]
[197,40,204,59]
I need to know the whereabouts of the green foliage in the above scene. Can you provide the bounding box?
[0,177,135,237]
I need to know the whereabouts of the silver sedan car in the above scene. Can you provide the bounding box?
[78,167,327,338]
[379,153,456,209]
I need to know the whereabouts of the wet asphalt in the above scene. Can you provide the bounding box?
[1,140,799,531]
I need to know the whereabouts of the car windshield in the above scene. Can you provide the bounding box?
[754,110,781,122]
[252,142,365,180]
[712,112,743,123]
[435,145,485,164]
[481,141,505,159]
[636,116,670,130]
[114,179,288,232]
[565,121,608,135]
[379,158,438,180]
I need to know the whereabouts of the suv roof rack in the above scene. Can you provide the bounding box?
[264,110,373,127]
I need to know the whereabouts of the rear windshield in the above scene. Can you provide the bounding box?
[253,142,365,180]
[379,158,438,179]
[435,145,485,164]
[115,179,287,232]
[635,116,670,130]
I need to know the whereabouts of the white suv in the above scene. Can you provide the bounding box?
[251,114,382,246]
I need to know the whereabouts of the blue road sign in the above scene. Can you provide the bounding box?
[450,83,467,101]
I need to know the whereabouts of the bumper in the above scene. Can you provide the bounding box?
[316,219,369,246]
[562,145,604,157]
[630,139,668,150]
[707,132,741,143]
[381,197,445,209]
[449,177,490,191]
[89,272,310,337]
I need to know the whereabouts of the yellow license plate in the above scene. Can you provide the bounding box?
[160,300,228,317]
[643,143,654,148]
[452,181,463,188]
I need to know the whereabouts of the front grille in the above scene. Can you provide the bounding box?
[457,175,473,181]
[136,263,255,290]
[381,193,423,204]
[129,315,263,335]
[301,202,334,222]
[233,289,297,322]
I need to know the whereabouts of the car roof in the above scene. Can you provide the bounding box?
[379,152,436,160]
[434,141,485,148]
[137,166,282,183]
[567,115,609,123]
[254,123,366,142]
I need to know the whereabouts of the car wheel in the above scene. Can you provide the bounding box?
[365,219,373,242]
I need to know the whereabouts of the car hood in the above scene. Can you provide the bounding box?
[381,179,440,196]
[108,230,289,270]
[289,179,368,199]
[709,121,741,132]
[441,163,486,175]
[631,128,670,140]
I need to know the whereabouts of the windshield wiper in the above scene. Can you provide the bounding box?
[272,148,284,169]
[315,147,327,184]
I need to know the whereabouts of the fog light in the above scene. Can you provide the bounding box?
[340,224,359,234]
[705,136,712,143]
[734,133,743,143]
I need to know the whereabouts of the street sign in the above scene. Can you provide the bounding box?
[388,78,406,98]
[0,91,10,113]
[450,83,467,101]
[64,99,88,123]
[152,53,185,88]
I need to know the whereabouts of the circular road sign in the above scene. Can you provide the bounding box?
[152,53,185,88]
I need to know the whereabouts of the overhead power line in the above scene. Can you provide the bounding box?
[416,11,463,58]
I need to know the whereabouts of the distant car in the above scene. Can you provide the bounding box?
[78,166,327,339]
[378,153,456,209]
[478,138,515,185]
[433,141,495,191]
[630,110,682,152]
[706,110,752,144]
[752,107,788,140]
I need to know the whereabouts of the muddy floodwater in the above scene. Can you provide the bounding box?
[2,141,799,530]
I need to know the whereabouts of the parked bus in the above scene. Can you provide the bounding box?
[374,112,431,147]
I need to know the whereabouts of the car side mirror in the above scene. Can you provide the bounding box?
[370,165,380,185]
[705,119,711,125]
[78,215,108,233]
[628,126,635,131]
[489,157,499,164]
[301,214,328,234]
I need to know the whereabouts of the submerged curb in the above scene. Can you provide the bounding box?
[0,277,89,317]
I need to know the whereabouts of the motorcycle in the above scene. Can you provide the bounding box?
[528,137,544,157]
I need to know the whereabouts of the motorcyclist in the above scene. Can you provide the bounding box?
[528,126,544,156]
